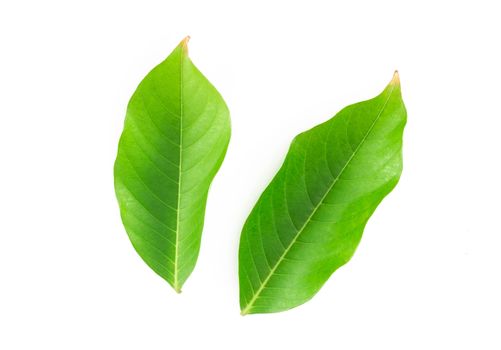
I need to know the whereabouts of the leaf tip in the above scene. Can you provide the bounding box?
[390,70,400,86]
[179,35,191,54]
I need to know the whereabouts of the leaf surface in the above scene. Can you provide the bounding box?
[114,37,230,292]
[239,73,406,314]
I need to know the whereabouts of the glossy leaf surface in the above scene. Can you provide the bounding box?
[114,38,230,292]
[239,73,406,314]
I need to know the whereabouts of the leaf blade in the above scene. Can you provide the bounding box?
[239,73,406,314]
[114,37,231,292]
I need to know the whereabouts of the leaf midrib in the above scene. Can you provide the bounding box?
[241,85,396,315]
[173,49,184,293]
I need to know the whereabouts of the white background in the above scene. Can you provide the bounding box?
[1,0,500,349]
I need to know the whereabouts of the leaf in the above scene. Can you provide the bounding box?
[239,72,406,314]
[114,37,231,292]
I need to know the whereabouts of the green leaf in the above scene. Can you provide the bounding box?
[239,72,406,314]
[114,37,231,292]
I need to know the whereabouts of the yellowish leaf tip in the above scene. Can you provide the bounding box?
[390,70,400,86]
[180,35,190,54]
